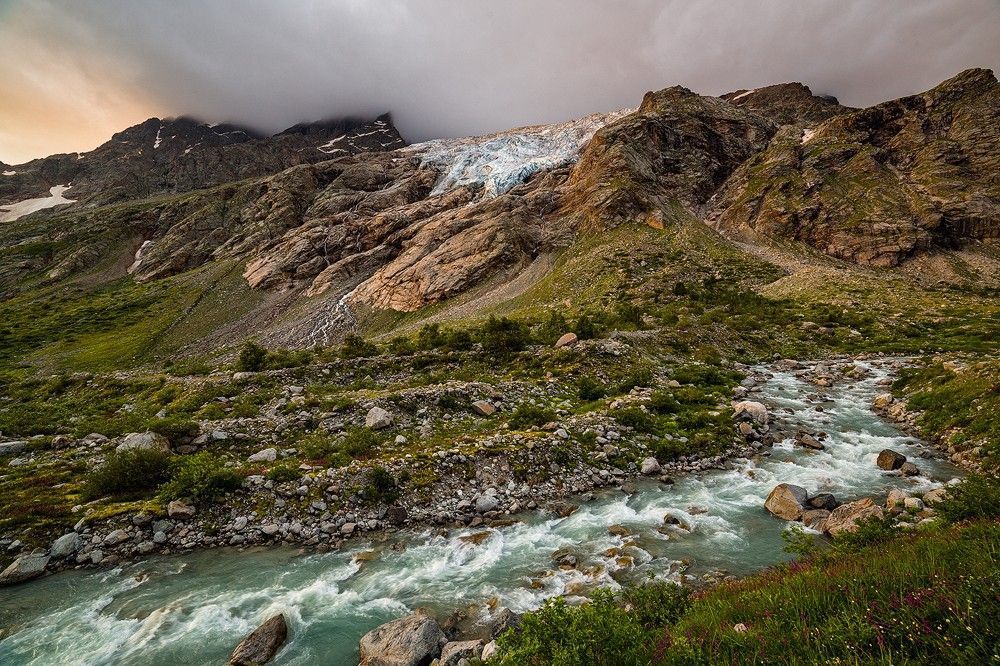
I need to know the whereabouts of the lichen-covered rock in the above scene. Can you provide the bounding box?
[116,432,170,454]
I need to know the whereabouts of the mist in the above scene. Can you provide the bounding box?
[0,0,997,163]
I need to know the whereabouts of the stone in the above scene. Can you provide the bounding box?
[554,332,578,348]
[229,613,288,666]
[886,488,908,508]
[341,522,357,536]
[104,529,130,546]
[0,440,28,456]
[899,462,920,477]
[794,431,825,450]
[476,495,500,513]
[50,532,82,558]
[385,506,408,526]
[167,500,197,519]
[824,498,884,536]
[738,422,755,437]
[248,448,278,463]
[358,612,445,666]
[0,553,49,585]
[439,639,485,666]
[489,608,523,639]
[872,393,894,410]
[365,407,393,430]
[764,483,809,521]
[876,449,907,471]
[640,457,661,475]
[922,487,949,505]
[732,401,768,426]
[116,432,171,454]
[903,497,925,512]
[807,493,838,510]
[481,641,498,662]
[471,400,496,416]
[801,509,831,530]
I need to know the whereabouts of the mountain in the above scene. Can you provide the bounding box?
[0,113,405,209]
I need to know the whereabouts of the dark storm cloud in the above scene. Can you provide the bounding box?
[1,0,998,162]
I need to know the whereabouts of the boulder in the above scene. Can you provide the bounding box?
[475,495,499,513]
[229,613,288,666]
[555,332,578,348]
[490,608,523,639]
[385,506,408,526]
[807,493,838,510]
[801,509,830,530]
[886,488,908,509]
[481,641,498,661]
[764,483,809,521]
[922,487,949,505]
[794,431,825,451]
[0,440,28,456]
[872,393,894,410]
[471,400,496,417]
[366,407,393,430]
[899,462,920,477]
[732,401,768,426]
[50,532,82,558]
[248,448,278,463]
[640,457,661,475]
[167,500,197,519]
[876,449,907,471]
[824,498,884,536]
[116,432,171,454]
[903,497,925,512]
[0,553,49,585]
[439,639,485,665]
[358,612,445,666]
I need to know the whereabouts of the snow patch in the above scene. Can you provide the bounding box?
[2,170,16,176]
[801,128,817,144]
[153,125,163,149]
[0,185,76,223]
[128,240,154,274]
[404,108,633,198]
[731,89,757,101]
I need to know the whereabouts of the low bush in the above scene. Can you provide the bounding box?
[236,341,267,372]
[83,448,172,499]
[148,417,200,443]
[360,466,399,504]
[612,407,658,434]
[264,464,301,484]
[577,377,607,401]
[158,452,242,503]
[479,316,531,356]
[936,474,1000,523]
[509,403,556,430]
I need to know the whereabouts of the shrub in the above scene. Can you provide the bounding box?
[575,314,598,340]
[148,417,200,443]
[577,377,607,401]
[509,403,556,430]
[937,474,1000,523]
[83,448,172,499]
[648,390,680,414]
[615,367,654,395]
[479,316,531,356]
[158,452,242,503]
[612,407,658,434]
[538,311,569,344]
[622,582,691,629]
[236,341,267,372]
[361,466,399,504]
[341,334,377,359]
[265,464,301,484]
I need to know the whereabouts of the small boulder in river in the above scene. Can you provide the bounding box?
[824,498,884,536]
[764,484,809,521]
[732,401,768,426]
[900,462,920,477]
[358,612,446,666]
[229,613,288,665]
[808,493,838,511]
[876,449,907,471]
[0,553,49,585]
[794,431,825,451]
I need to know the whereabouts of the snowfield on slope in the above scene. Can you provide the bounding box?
[0,185,76,223]
[404,108,634,198]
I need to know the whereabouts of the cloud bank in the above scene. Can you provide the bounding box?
[0,0,997,163]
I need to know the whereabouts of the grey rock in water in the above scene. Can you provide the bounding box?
[229,613,288,665]
[0,553,50,585]
[358,612,446,666]
[764,483,808,521]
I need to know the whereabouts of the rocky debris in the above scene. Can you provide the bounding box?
[824,498,884,536]
[876,449,907,471]
[229,613,288,666]
[115,432,171,454]
[732,401,769,427]
[358,612,446,666]
[640,457,661,475]
[764,483,809,520]
[471,400,496,417]
[439,639,485,665]
[366,407,393,430]
[555,333,578,348]
[0,553,50,585]
[167,500,197,519]
[50,532,82,558]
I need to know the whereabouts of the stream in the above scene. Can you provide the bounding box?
[0,362,963,664]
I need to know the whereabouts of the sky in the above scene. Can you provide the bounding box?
[0,0,997,165]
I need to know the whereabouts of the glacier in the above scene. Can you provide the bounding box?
[404,108,633,199]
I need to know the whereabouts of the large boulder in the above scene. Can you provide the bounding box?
[116,432,171,454]
[50,532,82,558]
[640,457,661,475]
[366,407,393,430]
[764,483,809,521]
[439,639,485,665]
[732,401,768,426]
[229,613,288,665]
[475,494,500,513]
[358,612,446,666]
[876,449,907,471]
[824,498,884,536]
[471,400,496,416]
[0,440,28,456]
[0,553,50,585]
[794,431,825,451]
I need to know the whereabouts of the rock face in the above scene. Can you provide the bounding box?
[229,614,288,666]
[764,483,809,520]
[712,68,1000,267]
[876,449,907,471]
[824,498,884,536]
[721,82,852,126]
[358,612,446,666]
[0,553,50,585]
